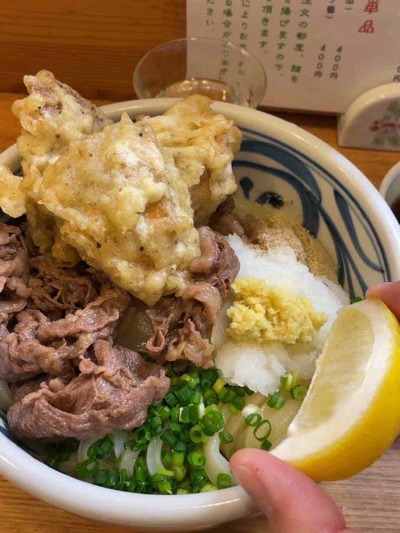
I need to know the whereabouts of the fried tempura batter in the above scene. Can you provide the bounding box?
[0,73,242,305]
[12,70,111,185]
[138,95,242,224]
[38,114,200,305]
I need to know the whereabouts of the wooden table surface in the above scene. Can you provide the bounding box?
[0,92,399,533]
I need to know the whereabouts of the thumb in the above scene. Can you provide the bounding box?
[366,280,400,320]
[231,449,361,533]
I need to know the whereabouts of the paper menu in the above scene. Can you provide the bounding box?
[187,0,400,113]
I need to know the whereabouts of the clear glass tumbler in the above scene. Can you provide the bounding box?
[133,37,267,108]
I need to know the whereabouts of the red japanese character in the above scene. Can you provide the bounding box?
[364,0,379,14]
[358,20,374,33]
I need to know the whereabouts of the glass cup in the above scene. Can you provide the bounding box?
[133,37,267,108]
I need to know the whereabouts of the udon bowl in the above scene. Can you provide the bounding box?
[0,100,399,532]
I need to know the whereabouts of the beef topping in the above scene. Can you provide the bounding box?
[0,223,30,321]
[146,227,239,368]
[8,340,169,441]
[0,276,130,382]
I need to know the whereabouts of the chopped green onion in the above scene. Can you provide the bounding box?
[232,386,246,398]
[261,439,272,451]
[189,424,205,443]
[155,405,171,420]
[200,483,217,492]
[190,469,208,489]
[191,391,203,405]
[93,469,109,485]
[203,388,217,403]
[179,428,190,443]
[219,431,234,444]
[75,458,99,479]
[135,457,148,482]
[350,297,363,304]
[117,468,128,490]
[172,440,187,452]
[245,412,262,427]
[201,410,224,436]
[156,468,174,477]
[223,389,236,403]
[267,392,286,410]
[170,376,179,387]
[216,473,232,490]
[169,422,181,434]
[162,450,173,466]
[87,439,100,459]
[292,385,307,401]
[228,404,240,415]
[104,468,119,488]
[175,385,193,405]
[212,377,225,394]
[180,373,199,389]
[172,451,185,466]
[172,465,187,481]
[156,480,173,494]
[188,451,205,468]
[161,429,177,446]
[179,405,198,424]
[165,392,179,407]
[232,396,245,411]
[46,363,257,495]
[282,371,299,392]
[254,419,272,442]
[244,386,254,396]
[217,387,227,400]
[149,416,163,430]
[178,477,192,490]
[201,369,219,389]
[171,406,180,423]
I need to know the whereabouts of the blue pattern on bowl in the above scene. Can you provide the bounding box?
[0,125,393,450]
[234,127,391,299]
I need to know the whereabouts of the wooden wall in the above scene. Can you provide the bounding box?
[0,0,185,101]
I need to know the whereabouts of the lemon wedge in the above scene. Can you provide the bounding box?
[271,298,400,481]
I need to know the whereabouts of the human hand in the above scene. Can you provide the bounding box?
[230,280,400,533]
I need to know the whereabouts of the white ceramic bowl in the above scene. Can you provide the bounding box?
[0,99,399,532]
[380,161,400,209]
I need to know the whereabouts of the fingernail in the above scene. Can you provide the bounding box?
[232,465,274,517]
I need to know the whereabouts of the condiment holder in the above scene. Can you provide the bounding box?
[338,83,400,152]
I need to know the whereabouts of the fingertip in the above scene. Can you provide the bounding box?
[230,449,347,533]
[366,280,400,319]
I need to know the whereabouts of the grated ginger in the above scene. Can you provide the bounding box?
[227,277,327,344]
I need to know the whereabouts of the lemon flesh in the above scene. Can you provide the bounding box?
[272,299,400,481]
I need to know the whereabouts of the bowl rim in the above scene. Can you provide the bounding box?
[380,161,400,205]
[0,98,399,529]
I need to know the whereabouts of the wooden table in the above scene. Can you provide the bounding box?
[0,92,399,533]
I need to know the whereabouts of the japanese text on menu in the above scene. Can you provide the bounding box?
[188,0,400,112]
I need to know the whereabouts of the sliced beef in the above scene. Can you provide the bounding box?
[28,256,98,315]
[8,340,169,441]
[165,319,214,369]
[210,196,262,243]
[146,298,183,361]
[0,310,74,381]
[0,223,31,322]
[146,227,239,369]
[181,282,222,325]
[0,280,130,382]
